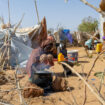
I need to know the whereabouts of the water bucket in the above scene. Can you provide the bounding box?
[58,53,65,62]
[67,50,78,62]
[96,43,102,53]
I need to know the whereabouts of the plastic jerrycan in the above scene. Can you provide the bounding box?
[96,43,102,53]
[58,53,65,62]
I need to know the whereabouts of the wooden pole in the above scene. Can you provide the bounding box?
[0,35,8,70]
[8,0,11,24]
[7,35,10,69]
[0,36,8,64]
[34,0,40,24]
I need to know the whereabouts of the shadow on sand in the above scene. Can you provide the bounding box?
[78,61,89,63]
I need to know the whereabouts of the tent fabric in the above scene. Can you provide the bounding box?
[41,17,47,40]
[59,30,67,41]
[15,33,32,47]
[61,29,73,44]
[62,29,70,35]
[0,31,5,39]
[28,17,48,48]
[11,38,33,68]
[76,32,81,43]
[0,28,33,68]
[66,33,73,44]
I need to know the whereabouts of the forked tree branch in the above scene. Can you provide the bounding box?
[80,0,105,17]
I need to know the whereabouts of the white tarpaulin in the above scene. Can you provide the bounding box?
[0,28,33,68]
[11,38,33,68]
[15,32,32,47]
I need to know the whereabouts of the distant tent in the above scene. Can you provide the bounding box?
[62,29,73,44]
[58,29,73,44]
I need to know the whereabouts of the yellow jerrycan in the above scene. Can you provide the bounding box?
[58,53,65,62]
[96,43,102,53]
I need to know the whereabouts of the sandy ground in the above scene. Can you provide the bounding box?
[0,47,105,105]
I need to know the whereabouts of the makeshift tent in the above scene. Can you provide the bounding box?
[0,17,48,70]
[0,28,33,69]
[57,29,73,44]
[62,29,73,44]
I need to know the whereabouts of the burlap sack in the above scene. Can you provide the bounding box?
[52,77,68,91]
[23,82,44,98]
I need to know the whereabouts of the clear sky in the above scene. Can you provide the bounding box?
[0,0,100,31]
